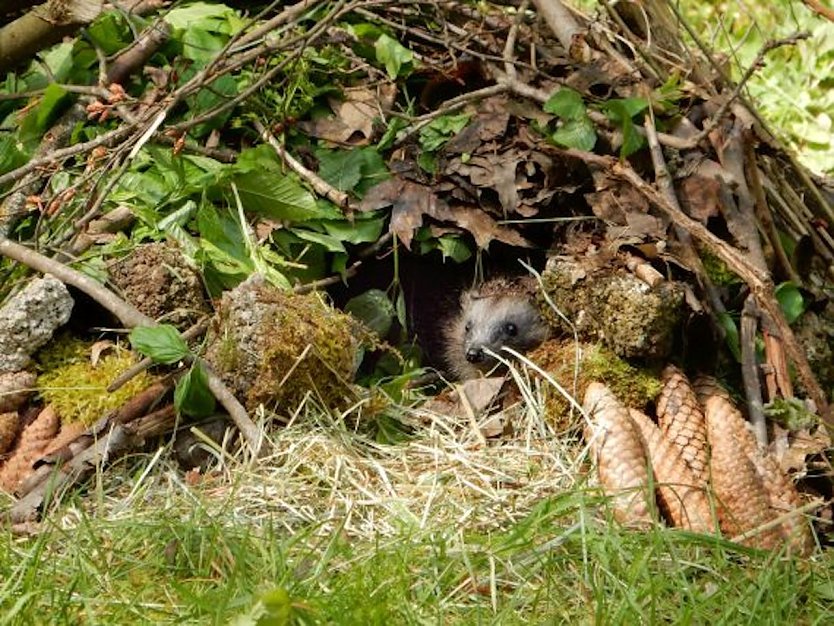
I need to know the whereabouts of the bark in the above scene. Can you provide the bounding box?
[0,0,103,74]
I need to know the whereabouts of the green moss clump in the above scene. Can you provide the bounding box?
[700,249,742,287]
[527,338,662,431]
[204,283,370,415]
[36,338,155,425]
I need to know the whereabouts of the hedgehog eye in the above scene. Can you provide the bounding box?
[504,322,517,336]
[464,321,473,333]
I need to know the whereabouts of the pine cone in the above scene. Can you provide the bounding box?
[656,366,709,486]
[701,394,784,550]
[0,406,61,493]
[583,382,653,527]
[0,411,20,455]
[628,408,716,533]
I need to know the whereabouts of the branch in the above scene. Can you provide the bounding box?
[0,0,103,74]
[801,0,834,22]
[254,119,349,210]
[530,0,586,59]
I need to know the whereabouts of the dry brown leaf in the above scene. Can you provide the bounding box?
[90,340,117,366]
[444,205,531,249]
[0,406,61,493]
[628,408,716,533]
[678,174,721,223]
[297,85,396,145]
[41,421,89,458]
[583,382,654,527]
[586,173,650,224]
[423,378,506,421]
[359,178,530,249]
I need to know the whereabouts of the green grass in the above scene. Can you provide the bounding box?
[2,444,833,625]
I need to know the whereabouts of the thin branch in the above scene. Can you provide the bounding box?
[530,0,586,58]
[687,32,810,148]
[254,120,349,209]
[642,116,725,316]
[801,0,834,22]
[740,296,767,446]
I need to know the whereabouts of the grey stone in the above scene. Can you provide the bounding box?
[0,275,74,373]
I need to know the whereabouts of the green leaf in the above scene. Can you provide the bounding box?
[130,325,190,364]
[543,88,597,151]
[185,74,238,135]
[321,215,385,244]
[290,228,346,253]
[345,289,395,338]
[0,134,26,174]
[775,282,805,325]
[551,118,597,151]
[374,33,414,78]
[437,235,472,262]
[174,361,216,418]
[316,149,364,192]
[164,2,245,33]
[543,88,587,120]
[315,147,389,195]
[19,84,70,149]
[234,170,321,222]
[419,114,471,152]
[196,205,255,293]
[601,98,649,158]
[717,311,741,363]
[85,13,133,55]
[602,97,649,120]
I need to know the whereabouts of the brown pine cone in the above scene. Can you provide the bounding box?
[628,408,716,534]
[583,382,653,527]
[656,366,709,486]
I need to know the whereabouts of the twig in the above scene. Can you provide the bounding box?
[9,405,178,524]
[108,318,211,392]
[294,231,394,294]
[494,70,695,150]
[642,116,725,316]
[530,0,586,59]
[710,115,768,271]
[742,139,801,285]
[740,296,767,446]
[392,83,508,146]
[0,239,263,455]
[687,33,810,148]
[0,122,139,189]
[0,237,153,326]
[801,0,834,22]
[106,18,172,86]
[253,120,349,209]
[502,0,528,80]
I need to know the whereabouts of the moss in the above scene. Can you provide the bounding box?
[36,337,155,425]
[204,282,371,416]
[700,248,742,287]
[527,338,662,431]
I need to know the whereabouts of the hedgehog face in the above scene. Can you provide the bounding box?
[461,295,549,373]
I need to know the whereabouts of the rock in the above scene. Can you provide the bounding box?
[0,276,74,373]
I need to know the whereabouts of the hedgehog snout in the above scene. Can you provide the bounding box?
[465,347,485,363]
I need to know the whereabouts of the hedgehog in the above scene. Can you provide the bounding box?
[442,277,551,380]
